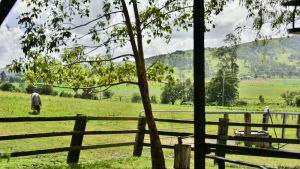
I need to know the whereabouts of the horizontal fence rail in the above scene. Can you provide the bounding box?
[0,114,141,164]
[0,130,138,141]
[11,142,135,157]
[146,110,300,115]
[0,116,139,122]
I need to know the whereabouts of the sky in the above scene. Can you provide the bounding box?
[0,1,256,68]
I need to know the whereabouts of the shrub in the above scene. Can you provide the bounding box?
[37,85,54,95]
[259,95,265,104]
[294,95,300,107]
[102,90,114,99]
[234,100,248,106]
[0,82,15,91]
[131,93,141,103]
[150,95,157,104]
[81,89,98,100]
[52,90,58,96]
[74,93,82,98]
[281,91,300,106]
[26,84,36,93]
[59,91,73,98]
[181,101,193,105]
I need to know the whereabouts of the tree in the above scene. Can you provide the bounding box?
[102,90,114,99]
[9,1,192,168]
[0,71,6,82]
[161,79,193,105]
[206,34,240,106]
[161,82,181,104]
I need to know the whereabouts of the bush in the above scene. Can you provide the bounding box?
[26,84,36,93]
[81,89,98,100]
[294,95,300,107]
[281,91,300,106]
[74,93,82,98]
[259,95,265,104]
[131,93,141,103]
[0,82,15,91]
[37,85,54,95]
[150,95,157,104]
[234,100,248,106]
[103,90,114,99]
[52,90,58,96]
[59,91,73,98]
[181,101,193,105]
[26,84,57,96]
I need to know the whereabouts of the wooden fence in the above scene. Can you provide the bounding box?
[136,110,300,168]
[0,114,139,163]
[1,110,300,168]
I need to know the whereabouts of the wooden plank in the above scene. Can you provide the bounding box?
[206,121,300,128]
[0,116,139,122]
[133,116,146,156]
[0,130,138,141]
[11,142,135,157]
[67,114,87,163]
[87,116,139,121]
[206,155,273,169]
[207,143,300,159]
[0,116,78,122]
[154,118,194,124]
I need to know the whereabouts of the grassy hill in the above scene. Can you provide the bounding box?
[146,36,300,80]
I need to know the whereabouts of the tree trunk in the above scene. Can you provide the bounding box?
[120,1,166,168]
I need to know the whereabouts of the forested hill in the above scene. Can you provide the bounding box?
[145,36,300,79]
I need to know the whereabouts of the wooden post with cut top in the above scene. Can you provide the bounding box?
[282,114,287,139]
[262,109,270,131]
[215,118,229,169]
[174,137,191,169]
[244,113,252,147]
[133,115,146,156]
[67,114,87,163]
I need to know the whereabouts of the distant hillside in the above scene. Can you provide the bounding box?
[146,36,300,80]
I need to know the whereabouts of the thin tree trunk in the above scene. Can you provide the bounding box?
[121,1,166,168]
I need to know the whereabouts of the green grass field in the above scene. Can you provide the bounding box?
[1,79,300,168]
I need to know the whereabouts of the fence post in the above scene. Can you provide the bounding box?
[215,118,229,169]
[282,114,287,139]
[262,109,270,131]
[297,115,300,139]
[244,113,252,147]
[174,137,191,169]
[133,115,146,156]
[67,114,87,163]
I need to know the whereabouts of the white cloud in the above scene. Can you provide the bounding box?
[0,26,23,67]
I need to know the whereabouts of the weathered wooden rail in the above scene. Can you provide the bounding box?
[1,110,300,168]
[0,114,139,163]
[137,110,300,168]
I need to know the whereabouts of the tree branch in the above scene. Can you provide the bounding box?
[68,10,123,30]
[76,22,125,40]
[64,54,134,67]
[140,0,177,24]
[37,81,139,90]
[141,5,193,30]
